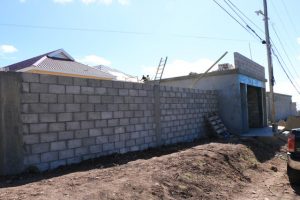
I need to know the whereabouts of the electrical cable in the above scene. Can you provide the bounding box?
[280,0,298,36]
[226,0,264,34]
[213,0,300,95]
[0,23,151,35]
[272,47,300,94]
[269,1,300,93]
[0,23,257,43]
[246,25,264,42]
[222,0,264,41]
[223,0,248,25]
[269,0,300,55]
[212,0,264,43]
[212,0,258,40]
[271,42,300,90]
[271,24,300,80]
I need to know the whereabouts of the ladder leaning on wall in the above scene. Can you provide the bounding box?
[154,57,168,85]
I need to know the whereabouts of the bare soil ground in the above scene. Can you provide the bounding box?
[0,136,299,200]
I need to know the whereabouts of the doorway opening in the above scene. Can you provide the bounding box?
[247,85,263,128]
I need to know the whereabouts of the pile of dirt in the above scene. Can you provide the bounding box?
[148,143,257,200]
[0,137,286,200]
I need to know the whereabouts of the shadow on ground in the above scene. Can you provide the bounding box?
[235,136,287,163]
[0,135,286,188]
[291,184,300,196]
[0,139,213,188]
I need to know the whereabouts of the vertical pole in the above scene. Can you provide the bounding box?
[154,85,162,146]
[248,43,253,60]
[263,0,276,126]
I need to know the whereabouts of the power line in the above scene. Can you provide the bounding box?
[170,33,255,42]
[269,0,300,93]
[268,2,300,95]
[268,1,300,91]
[280,0,298,36]
[271,24,300,80]
[211,0,258,40]
[213,0,300,94]
[0,23,151,35]
[246,25,264,42]
[0,23,256,43]
[223,0,248,25]
[222,0,264,41]
[226,0,264,34]
[212,0,264,43]
[271,42,300,90]
[272,47,300,94]
[269,0,300,54]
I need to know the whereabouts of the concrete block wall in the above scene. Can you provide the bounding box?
[20,73,158,171]
[0,72,218,174]
[266,92,296,121]
[159,86,218,144]
[234,52,265,81]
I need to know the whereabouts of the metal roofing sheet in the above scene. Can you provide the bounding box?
[4,50,57,71]
[34,57,115,79]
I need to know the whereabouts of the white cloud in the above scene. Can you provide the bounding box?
[142,58,214,79]
[0,45,18,54]
[80,0,112,5]
[53,0,73,4]
[273,78,300,110]
[19,0,26,3]
[118,0,130,6]
[77,55,112,66]
[80,0,129,5]
[80,0,96,4]
[50,0,129,5]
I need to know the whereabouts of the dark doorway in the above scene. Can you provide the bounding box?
[247,86,263,128]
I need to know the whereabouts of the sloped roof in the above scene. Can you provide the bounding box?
[94,65,138,82]
[3,49,115,80]
[3,50,57,71]
[33,57,115,79]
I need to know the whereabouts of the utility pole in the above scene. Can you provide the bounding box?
[263,0,276,127]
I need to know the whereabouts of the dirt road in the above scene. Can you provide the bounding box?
[231,141,300,200]
[0,136,299,200]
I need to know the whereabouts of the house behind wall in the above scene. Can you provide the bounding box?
[160,52,268,135]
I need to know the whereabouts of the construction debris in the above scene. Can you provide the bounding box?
[284,116,300,131]
[206,113,230,139]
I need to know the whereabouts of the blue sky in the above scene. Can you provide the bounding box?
[1,0,300,103]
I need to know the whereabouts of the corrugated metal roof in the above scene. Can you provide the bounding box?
[3,49,115,80]
[94,65,138,82]
[4,50,58,71]
[94,65,134,77]
[33,57,115,79]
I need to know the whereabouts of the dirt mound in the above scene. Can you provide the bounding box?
[93,143,257,200]
[148,143,257,200]
[0,139,269,200]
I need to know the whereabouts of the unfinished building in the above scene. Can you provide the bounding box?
[266,92,297,121]
[160,52,268,135]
